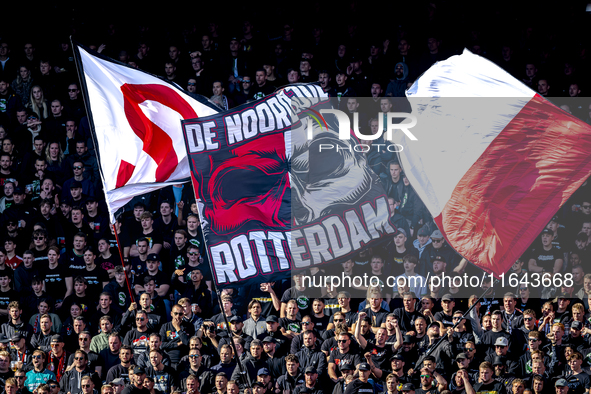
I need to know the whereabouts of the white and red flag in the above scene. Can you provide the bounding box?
[400,49,591,278]
[73,43,219,222]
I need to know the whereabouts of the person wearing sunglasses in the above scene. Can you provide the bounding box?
[327,333,362,383]
[68,331,103,378]
[449,310,475,355]
[123,310,152,363]
[24,350,55,392]
[60,350,100,394]
[159,304,195,367]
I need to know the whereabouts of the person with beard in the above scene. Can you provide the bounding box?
[386,63,410,98]
[491,357,516,393]
[484,338,518,375]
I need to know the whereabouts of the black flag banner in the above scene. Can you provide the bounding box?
[182,85,397,288]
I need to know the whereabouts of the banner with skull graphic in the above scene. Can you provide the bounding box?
[182,85,397,288]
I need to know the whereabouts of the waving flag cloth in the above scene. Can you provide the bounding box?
[399,49,591,278]
[181,85,397,288]
[72,42,220,222]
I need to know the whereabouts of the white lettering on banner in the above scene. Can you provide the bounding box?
[210,196,395,284]
[223,95,294,145]
[186,122,219,152]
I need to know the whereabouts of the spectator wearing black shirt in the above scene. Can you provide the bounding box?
[80,247,109,302]
[134,256,170,298]
[528,229,564,274]
[159,304,194,366]
[42,246,72,310]
[394,292,423,334]
[328,332,362,383]
[433,295,455,328]
[279,300,302,339]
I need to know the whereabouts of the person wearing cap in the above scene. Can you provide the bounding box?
[254,367,273,392]
[293,366,323,394]
[554,379,570,394]
[24,349,55,392]
[490,356,514,387]
[527,228,563,274]
[260,337,284,378]
[420,229,461,275]
[121,365,150,394]
[342,362,372,394]
[218,315,253,354]
[110,378,125,394]
[135,253,170,298]
[259,315,289,355]
[62,161,95,201]
[389,354,409,384]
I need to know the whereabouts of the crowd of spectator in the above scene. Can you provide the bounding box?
[0,4,590,394]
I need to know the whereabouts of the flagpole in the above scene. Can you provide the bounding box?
[183,180,251,389]
[110,223,136,302]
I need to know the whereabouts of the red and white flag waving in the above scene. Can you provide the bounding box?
[74,43,219,222]
[400,49,591,278]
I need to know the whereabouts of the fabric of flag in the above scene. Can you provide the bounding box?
[182,85,397,288]
[73,43,220,222]
[399,49,591,278]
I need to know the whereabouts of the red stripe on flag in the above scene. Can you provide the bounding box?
[119,83,198,186]
[437,94,591,277]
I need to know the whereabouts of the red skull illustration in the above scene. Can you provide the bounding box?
[198,133,290,235]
